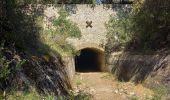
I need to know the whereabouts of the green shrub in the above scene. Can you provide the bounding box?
[15,59,26,71]
[105,9,133,52]
[131,0,170,50]
[105,0,170,52]
[53,8,81,38]
[0,41,26,90]
[0,42,10,81]
[152,85,168,100]
[73,91,93,100]
[0,58,11,81]
[0,54,26,81]
[42,8,81,56]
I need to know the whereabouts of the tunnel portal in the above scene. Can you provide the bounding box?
[75,48,105,72]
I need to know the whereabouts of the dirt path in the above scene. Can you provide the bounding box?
[73,72,153,100]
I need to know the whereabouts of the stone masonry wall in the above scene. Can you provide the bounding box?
[43,4,117,51]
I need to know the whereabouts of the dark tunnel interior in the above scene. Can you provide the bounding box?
[75,48,104,72]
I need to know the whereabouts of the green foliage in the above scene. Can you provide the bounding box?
[0,59,11,81]
[42,8,81,56]
[0,43,10,81]
[0,56,26,81]
[6,89,93,100]
[74,92,92,100]
[129,96,139,100]
[4,0,42,52]
[75,79,82,86]
[106,0,170,52]
[42,30,76,56]
[0,41,26,83]
[53,8,81,38]
[152,84,168,100]
[70,91,92,100]
[7,89,57,100]
[16,59,26,71]
[105,9,133,52]
[43,95,55,100]
[131,0,170,50]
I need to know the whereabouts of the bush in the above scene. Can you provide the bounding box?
[105,0,170,52]
[105,6,133,52]
[152,84,168,100]
[53,8,81,38]
[0,42,11,81]
[131,0,170,50]
[42,8,81,56]
[0,56,11,81]
[0,41,26,92]
[0,52,26,82]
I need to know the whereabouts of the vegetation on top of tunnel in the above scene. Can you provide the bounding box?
[105,0,170,53]
[53,8,81,38]
[42,8,81,56]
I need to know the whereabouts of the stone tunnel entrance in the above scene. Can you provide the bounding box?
[75,48,105,72]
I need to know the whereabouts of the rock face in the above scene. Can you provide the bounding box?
[0,45,71,96]
[107,52,170,94]
[23,52,72,96]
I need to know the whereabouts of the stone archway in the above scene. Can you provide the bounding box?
[74,47,106,72]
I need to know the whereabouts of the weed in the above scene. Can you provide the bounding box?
[0,43,11,81]
[100,73,113,80]
[105,10,133,52]
[41,8,81,56]
[76,79,82,86]
[0,60,11,81]
[16,59,26,71]
[74,91,93,100]
[152,84,168,100]
[129,96,139,100]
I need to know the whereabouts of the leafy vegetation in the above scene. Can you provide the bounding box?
[151,84,168,100]
[0,55,11,81]
[105,0,170,53]
[75,78,82,86]
[0,41,27,94]
[131,0,170,50]
[4,90,93,100]
[0,41,23,81]
[105,7,133,52]
[2,0,170,99]
[41,8,81,56]
[1,88,56,100]
[0,42,10,81]
[2,1,80,99]
[73,91,93,100]
[53,8,81,38]
[129,96,139,100]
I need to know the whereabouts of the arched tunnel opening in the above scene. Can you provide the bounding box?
[75,48,105,72]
